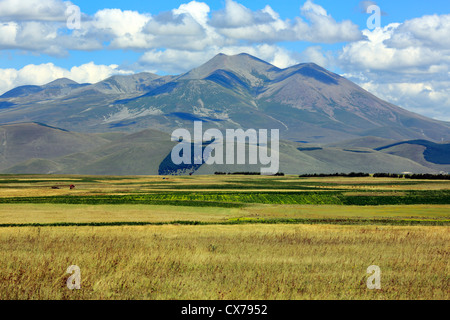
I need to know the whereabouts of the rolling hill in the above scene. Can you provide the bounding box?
[0,123,110,171]
[374,140,450,173]
[1,123,440,175]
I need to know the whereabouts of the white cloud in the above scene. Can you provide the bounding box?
[0,0,363,55]
[139,49,213,74]
[93,9,150,37]
[301,0,327,16]
[210,0,273,28]
[174,1,210,27]
[0,22,18,46]
[297,0,363,43]
[359,80,450,121]
[386,14,450,50]
[141,5,216,51]
[145,12,203,36]
[90,9,151,49]
[221,44,298,68]
[0,21,59,52]
[212,0,362,44]
[0,62,131,95]
[0,0,101,55]
[0,0,72,22]
[0,20,102,55]
[337,14,450,121]
[298,46,332,68]
[339,24,449,72]
[81,3,216,51]
[69,62,132,83]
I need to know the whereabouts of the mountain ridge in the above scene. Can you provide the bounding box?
[0,53,448,144]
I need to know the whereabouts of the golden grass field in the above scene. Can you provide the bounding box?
[0,225,448,300]
[0,175,448,300]
[0,203,448,224]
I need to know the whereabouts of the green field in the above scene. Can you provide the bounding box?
[0,175,448,299]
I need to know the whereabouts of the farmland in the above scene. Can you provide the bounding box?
[0,174,448,299]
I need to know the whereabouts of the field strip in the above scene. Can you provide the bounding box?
[0,218,449,228]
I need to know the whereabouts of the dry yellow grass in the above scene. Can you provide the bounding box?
[0,204,448,225]
[0,204,243,224]
[0,224,448,300]
[243,204,450,220]
[0,175,448,300]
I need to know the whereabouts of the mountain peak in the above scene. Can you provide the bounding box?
[44,78,79,88]
[207,52,275,68]
[179,52,279,85]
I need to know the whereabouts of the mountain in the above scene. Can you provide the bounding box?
[0,72,174,132]
[0,53,449,175]
[0,53,448,144]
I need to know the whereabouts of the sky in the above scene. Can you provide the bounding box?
[0,0,449,121]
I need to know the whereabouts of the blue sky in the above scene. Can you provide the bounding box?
[0,0,449,120]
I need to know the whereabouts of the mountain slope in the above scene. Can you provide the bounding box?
[374,140,450,172]
[326,136,397,149]
[2,123,438,175]
[0,123,110,171]
[0,78,86,100]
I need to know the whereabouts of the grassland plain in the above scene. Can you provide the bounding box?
[0,225,448,300]
[0,175,448,300]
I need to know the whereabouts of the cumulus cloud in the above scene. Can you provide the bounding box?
[0,20,102,55]
[0,21,69,55]
[141,7,216,51]
[173,1,210,27]
[0,0,72,22]
[386,14,450,50]
[0,62,132,95]
[211,0,362,43]
[298,46,333,69]
[337,14,450,121]
[89,9,151,49]
[145,11,203,36]
[138,49,211,74]
[339,25,449,73]
[76,3,219,52]
[339,14,450,74]
[296,0,363,43]
[210,0,274,28]
[0,0,101,55]
[0,0,364,55]
[359,80,450,121]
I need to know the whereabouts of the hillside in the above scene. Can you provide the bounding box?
[375,140,450,173]
[0,123,110,171]
[1,123,439,175]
